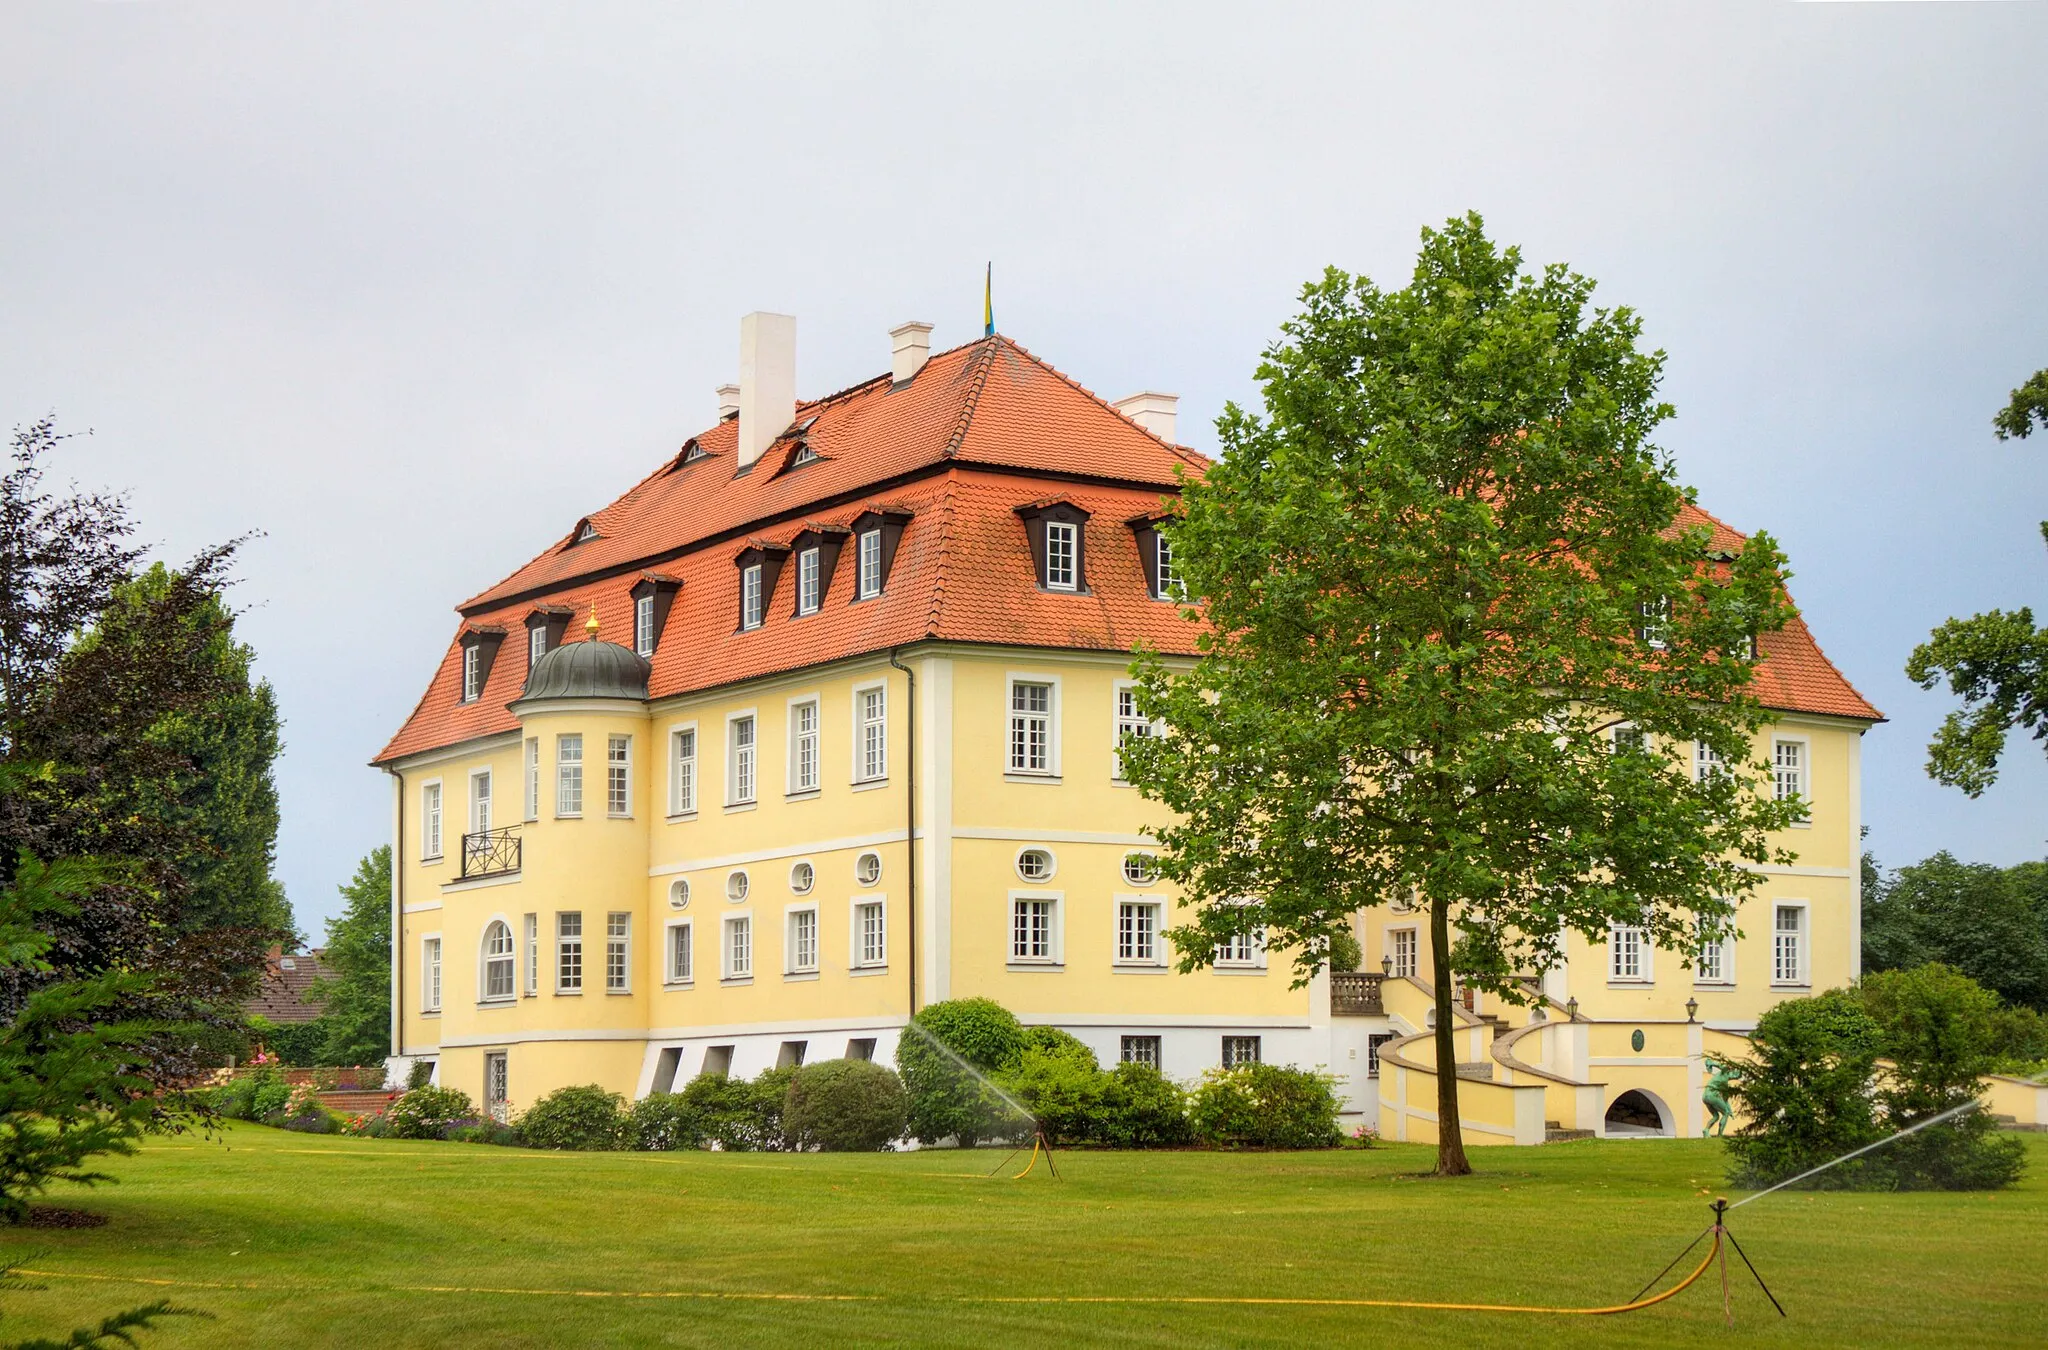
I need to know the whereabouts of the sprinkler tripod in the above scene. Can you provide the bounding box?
[986,1129,1061,1180]
[1629,1198,1784,1326]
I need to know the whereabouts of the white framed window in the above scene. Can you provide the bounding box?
[483,1052,508,1121]
[1221,1035,1261,1068]
[1609,922,1650,982]
[729,714,756,805]
[1008,677,1057,775]
[789,860,814,895]
[853,900,886,969]
[669,878,691,909]
[1696,918,1733,985]
[1116,899,1163,965]
[857,529,882,599]
[669,725,697,815]
[741,564,764,630]
[522,913,538,996]
[1774,738,1808,819]
[789,698,820,794]
[635,593,656,656]
[468,768,493,835]
[1153,532,1178,600]
[481,920,515,1001]
[1773,904,1808,986]
[1367,1032,1396,1079]
[1044,521,1078,590]
[529,624,547,668]
[666,920,693,984]
[524,738,540,821]
[1121,1035,1162,1067]
[606,912,630,992]
[421,781,443,860]
[1122,852,1158,885]
[421,935,442,1012]
[855,683,887,782]
[1010,894,1060,964]
[797,547,821,615]
[1610,722,1645,755]
[607,735,631,817]
[788,907,819,974]
[1215,929,1264,969]
[854,851,882,886]
[1389,927,1418,978]
[724,914,753,980]
[1694,741,1725,783]
[556,734,584,816]
[1113,682,1160,780]
[1638,596,1670,650]
[462,644,481,701]
[1015,847,1056,882]
[721,871,749,904]
[556,912,583,993]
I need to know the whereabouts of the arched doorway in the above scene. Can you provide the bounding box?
[1604,1089,1672,1137]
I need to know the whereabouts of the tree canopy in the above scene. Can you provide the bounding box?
[1863,851,2048,1011]
[311,846,393,1067]
[1123,214,1801,1174]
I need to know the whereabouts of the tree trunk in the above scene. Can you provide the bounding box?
[1429,894,1472,1176]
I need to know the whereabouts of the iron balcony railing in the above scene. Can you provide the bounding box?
[460,825,522,880]
[1330,970,1386,1017]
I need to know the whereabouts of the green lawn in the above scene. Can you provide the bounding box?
[2,1126,2043,1348]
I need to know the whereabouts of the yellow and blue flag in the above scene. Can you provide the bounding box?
[984,262,994,337]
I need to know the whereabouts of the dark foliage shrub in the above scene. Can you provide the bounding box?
[515,1084,632,1151]
[677,1067,796,1151]
[280,1107,338,1135]
[249,1079,293,1123]
[209,1067,282,1121]
[258,1019,329,1068]
[629,1093,706,1151]
[1005,1041,1104,1146]
[1097,1063,1193,1148]
[898,998,1029,1146]
[1989,1003,2048,1075]
[784,1059,909,1151]
[1327,928,1363,974]
[444,1119,521,1146]
[385,1086,475,1140]
[1860,964,2026,1190]
[1726,990,1885,1189]
[1187,1065,1342,1149]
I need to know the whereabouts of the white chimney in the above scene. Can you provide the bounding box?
[890,321,934,384]
[1114,391,1179,444]
[738,311,797,470]
[716,383,741,420]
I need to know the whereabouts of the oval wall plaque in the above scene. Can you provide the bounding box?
[1631,1029,1646,1052]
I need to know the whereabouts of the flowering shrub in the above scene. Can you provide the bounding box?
[1187,1064,1343,1149]
[385,1086,476,1140]
[1344,1123,1379,1149]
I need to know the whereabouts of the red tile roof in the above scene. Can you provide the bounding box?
[377,339,1877,764]
[245,946,333,1024]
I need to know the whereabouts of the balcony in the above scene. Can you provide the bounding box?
[460,825,522,880]
[1330,970,1386,1016]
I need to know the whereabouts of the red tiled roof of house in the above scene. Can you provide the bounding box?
[376,339,1877,764]
[245,946,333,1024]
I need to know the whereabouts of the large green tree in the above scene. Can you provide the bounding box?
[1123,215,1800,1176]
[311,847,393,1067]
[1863,852,2048,1010]
[1905,366,2048,795]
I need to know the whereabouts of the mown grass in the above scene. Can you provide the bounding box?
[1,1125,2043,1348]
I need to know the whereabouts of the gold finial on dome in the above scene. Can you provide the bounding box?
[585,602,601,640]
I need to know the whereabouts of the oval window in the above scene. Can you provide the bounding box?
[1121,853,1156,886]
[790,860,815,895]
[726,870,750,903]
[855,852,882,886]
[1016,848,1055,882]
[668,879,691,910]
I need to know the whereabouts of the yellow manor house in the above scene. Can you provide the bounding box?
[375,312,1885,1145]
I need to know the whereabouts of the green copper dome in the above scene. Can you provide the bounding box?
[514,638,649,704]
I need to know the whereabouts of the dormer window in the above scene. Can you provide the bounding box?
[463,646,480,700]
[792,444,818,467]
[847,507,911,603]
[798,547,821,615]
[529,626,546,667]
[1638,596,1670,650]
[785,524,848,617]
[575,520,599,544]
[858,530,882,598]
[634,594,655,655]
[457,627,506,704]
[1154,534,1178,599]
[1128,512,1179,601]
[523,606,571,678]
[742,565,763,630]
[628,574,681,656]
[1045,523,1078,591]
[1016,499,1092,593]
[732,543,789,632]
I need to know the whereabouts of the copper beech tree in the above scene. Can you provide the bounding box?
[1122,215,1803,1176]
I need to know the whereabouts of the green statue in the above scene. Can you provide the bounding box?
[1702,1055,1743,1137]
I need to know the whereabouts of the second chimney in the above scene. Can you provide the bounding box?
[1113,391,1179,444]
[890,321,933,384]
[716,383,741,420]
[738,312,797,471]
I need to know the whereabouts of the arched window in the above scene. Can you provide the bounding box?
[482,920,515,1000]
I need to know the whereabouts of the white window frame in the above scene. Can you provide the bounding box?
[420,933,443,1012]
[853,680,888,784]
[1695,917,1735,987]
[1773,734,1811,825]
[556,734,584,817]
[556,911,583,994]
[420,779,444,860]
[522,912,538,997]
[468,768,493,836]
[727,711,758,807]
[1113,895,1167,968]
[850,897,888,971]
[1221,1035,1262,1069]
[480,917,516,1003]
[854,851,882,887]
[606,734,632,818]
[523,738,539,822]
[1006,673,1062,778]
[664,919,693,986]
[1213,925,1267,971]
[789,859,815,895]
[1639,595,1670,650]
[605,912,631,993]
[668,723,698,817]
[1112,680,1161,782]
[1694,740,1725,783]
[1388,926,1418,978]
[1772,902,1809,987]
[726,869,751,903]
[741,564,764,630]
[722,912,754,982]
[529,624,546,668]
[1609,721,1645,755]
[1014,846,1057,883]
[1121,852,1158,886]
[1007,890,1064,967]
[1044,520,1078,591]
[1609,921,1652,983]
[857,529,882,599]
[786,905,820,976]
[462,644,481,701]
[634,593,656,657]
[1154,532,1178,600]
[1120,1035,1162,1068]
[788,696,821,795]
[797,547,821,615]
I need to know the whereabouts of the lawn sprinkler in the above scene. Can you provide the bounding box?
[986,1128,1060,1180]
[1628,1198,1784,1327]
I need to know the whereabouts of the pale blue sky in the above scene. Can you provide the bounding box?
[2,2,2043,935]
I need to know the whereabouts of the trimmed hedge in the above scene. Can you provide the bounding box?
[1186,1064,1343,1149]
[785,1059,908,1151]
[517,1084,632,1151]
[898,999,1031,1146]
[629,1092,706,1151]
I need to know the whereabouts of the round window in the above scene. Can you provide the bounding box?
[726,870,750,903]
[790,860,815,895]
[1121,853,1156,886]
[855,852,882,886]
[1016,848,1055,882]
[668,879,691,910]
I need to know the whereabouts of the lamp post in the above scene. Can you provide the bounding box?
[1381,953,1393,978]
[1565,996,1579,1021]
[1686,996,1699,1024]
